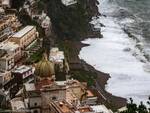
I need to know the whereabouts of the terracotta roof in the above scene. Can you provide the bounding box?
[35,79,53,90]
[78,106,93,112]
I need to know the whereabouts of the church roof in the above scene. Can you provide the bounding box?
[35,53,55,78]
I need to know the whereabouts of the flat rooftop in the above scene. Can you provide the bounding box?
[0,41,19,51]
[12,25,34,38]
[78,106,93,113]
[11,97,25,111]
[13,65,31,74]
[54,101,74,113]
[50,47,64,62]
[2,0,10,5]
[91,105,113,113]
[25,83,35,91]
[87,90,94,97]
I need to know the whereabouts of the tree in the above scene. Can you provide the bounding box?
[120,98,150,113]
[138,102,148,113]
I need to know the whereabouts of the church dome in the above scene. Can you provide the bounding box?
[35,54,55,78]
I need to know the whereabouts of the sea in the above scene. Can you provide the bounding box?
[79,0,150,104]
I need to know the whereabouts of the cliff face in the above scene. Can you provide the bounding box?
[11,0,100,41]
[40,0,100,40]
[11,0,25,10]
[11,0,127,109]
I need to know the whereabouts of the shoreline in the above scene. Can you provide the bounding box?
[27,0,128,110]
[66,40,127,110]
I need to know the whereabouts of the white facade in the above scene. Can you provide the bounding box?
[13,65,33,79]
[11,97,26,111]
[49,48,65,71]
[0,0,10,8]
[10,26,38,49]
[41,16,51,29]
[91,105,113,113]
[0,41,22,62]
[61,0,77,6]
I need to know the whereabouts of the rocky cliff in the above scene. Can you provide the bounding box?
[11,0,127,110]
[41,0,101,40]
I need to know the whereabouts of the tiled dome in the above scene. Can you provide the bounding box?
[35,54,55,78]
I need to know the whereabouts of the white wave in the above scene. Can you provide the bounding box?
[79,0,150,104]
[120,18,135,24]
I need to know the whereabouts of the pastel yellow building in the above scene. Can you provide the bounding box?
[9,26,38,49]
[0,50,14,71]
[0,13,21,42]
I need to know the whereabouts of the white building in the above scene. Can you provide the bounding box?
[0,0,10,8]
[9,25,38,49]
[91,105,113,113]
[0,41,22,62]
[0,41,22,71]
[61,0,77,6]
[41,16,51,29]
[13,65,33,75]
[11,97,26,113]
[12,65,34,83]
[49,48,65,71]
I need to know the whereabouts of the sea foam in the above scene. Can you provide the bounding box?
[79,0,150,104]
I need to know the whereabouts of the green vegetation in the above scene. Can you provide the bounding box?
[26,49,43,64]
[57,40,75,59]
[18,9,45,38]
[39,0,96,40]
[55,71,66,81]
[120,98,150,113]
[57,41,97,86]
[70,70,97,87]
[11,0,25,10]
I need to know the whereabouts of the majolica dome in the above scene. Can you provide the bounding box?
[35,54,55,78]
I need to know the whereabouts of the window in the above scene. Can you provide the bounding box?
[52,96,57,100]
[34,103,37,106]
[33,110,38,113]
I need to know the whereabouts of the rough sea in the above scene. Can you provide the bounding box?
[79,0,150,104]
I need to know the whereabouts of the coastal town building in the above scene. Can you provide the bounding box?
[5,14,22,32]
[49,48,65,72]
[0,13,21,42]
[91,105,113,113]
[1,65,34,99]
[8,53,99,113]
[12,65,34,88]
[0,70,11,86]
[9,25,39,49]
[0,89,7,108]
[0,41,22,62]
[50,101,75,113]
[81,90,98,105]
[10,97,27,113]
[0,49,14,71]
[41,16,51,30]
[0,0,11,8]
[50,100,113,113]
[0,2,118,112]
